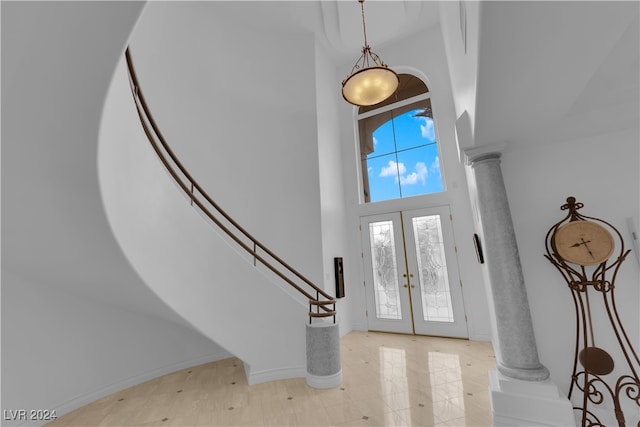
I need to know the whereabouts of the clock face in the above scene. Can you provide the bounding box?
[553,221,615,266]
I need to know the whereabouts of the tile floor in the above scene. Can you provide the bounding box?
[47,331,496,426]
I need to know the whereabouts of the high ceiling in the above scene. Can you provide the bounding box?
[321,0,440,56]
[205,1,441,61]
[202,1,638,148]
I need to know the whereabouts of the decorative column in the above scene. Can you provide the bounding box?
[469,152,549,381]
[466,148,575,427]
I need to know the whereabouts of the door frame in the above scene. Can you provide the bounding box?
[360,205,469,338]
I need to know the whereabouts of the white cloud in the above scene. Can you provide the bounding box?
[400,173,419,185]
[380,160,406,177]
[419,117,436,142]
[373,136,378,146]
[431,156,440,171]
[400,162,428,185]
[379,161,428,186]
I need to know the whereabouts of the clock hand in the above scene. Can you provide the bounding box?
[580,238,595,259]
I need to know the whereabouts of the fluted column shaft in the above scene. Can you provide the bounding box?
[470,153,549,381]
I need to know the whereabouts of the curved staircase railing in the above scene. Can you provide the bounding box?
[124,47,335,323]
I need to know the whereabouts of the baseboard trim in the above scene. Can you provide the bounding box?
[32,350,233,427]
[245,364,307,385]
[350,322,368,332]
[469,332,492,342]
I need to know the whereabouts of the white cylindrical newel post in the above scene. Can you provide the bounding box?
[306,320,342,389]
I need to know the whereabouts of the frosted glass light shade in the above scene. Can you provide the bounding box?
[342,66,399,107]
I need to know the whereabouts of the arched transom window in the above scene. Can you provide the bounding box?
[358,74,443,203]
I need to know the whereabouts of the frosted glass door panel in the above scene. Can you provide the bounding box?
[412,215,454,323]
[368,221,402,320]
[403,207,468,338]
[361,213,413,334]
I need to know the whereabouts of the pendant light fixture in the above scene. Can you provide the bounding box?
[341,0,399,107]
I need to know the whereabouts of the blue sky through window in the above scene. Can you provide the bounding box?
[365,109,443,202]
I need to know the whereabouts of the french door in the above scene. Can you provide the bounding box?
[361,206,468,338]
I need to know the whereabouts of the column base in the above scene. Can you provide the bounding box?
[497,361,550,382]
[306,369,343,389]
[489,370,576,427]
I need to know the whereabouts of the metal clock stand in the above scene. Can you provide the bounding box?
[544,197,639,427]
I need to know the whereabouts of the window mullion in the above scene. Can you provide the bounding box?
[390,111,403,199]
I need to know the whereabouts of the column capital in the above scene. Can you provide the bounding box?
[463,142,509,166]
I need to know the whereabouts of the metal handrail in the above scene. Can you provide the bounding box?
[124,48,335,322]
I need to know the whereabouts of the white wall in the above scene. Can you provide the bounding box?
[127,2,324,287]
[99,55,311,383]
[314,40,352,330]
[98,1,339,383]
[502,127,639,407]
[438,0,481,150]
[2,269,228,426]
[336,25,492,340]
[1,2,238,423]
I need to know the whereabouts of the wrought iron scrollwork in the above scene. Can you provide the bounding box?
[544,197,639,427]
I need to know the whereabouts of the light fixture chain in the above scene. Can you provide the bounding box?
[360,0,368,47]
[360,0,370,67]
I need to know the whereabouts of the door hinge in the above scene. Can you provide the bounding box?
[465,315,468,321]
[450,214,453,221]
[363,281,366,287]
[365,310,368,318]
[454,246,458,253]
[459,280,463,287]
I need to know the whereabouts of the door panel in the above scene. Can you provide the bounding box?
[361,206,468,338]
[403,207,468,337]
[361,213,413,334]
